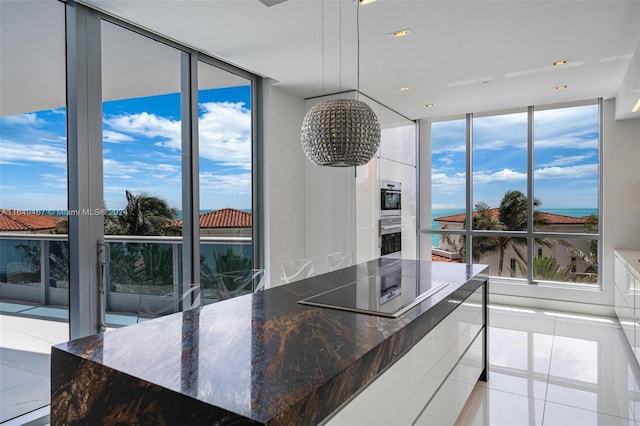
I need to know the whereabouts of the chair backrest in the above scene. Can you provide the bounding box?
[281,259,315,284]
[203,269,266,304]
[326,251,354,272]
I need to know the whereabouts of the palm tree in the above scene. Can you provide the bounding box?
[555,214,598,283]
[467,190,550,276]
[115,190,178,236]
[458,202,500,262]
[517,256,574,281]
[494,190,529,275]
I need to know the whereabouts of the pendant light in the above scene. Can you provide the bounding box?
[300,0,381,167]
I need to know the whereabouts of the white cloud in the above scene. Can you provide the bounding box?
[539,152,597,167]
[198,102,251,168]
[432,143,466,154]
[534,134,598,150]
[104,111,181,148]
[438,155,454,166]
[473,168,527,184]
[103,102,252,168]
[431,172,466,194]
[152,163,179,173]
[0,139,66,166]
[534,164,598,179]
[39,173,67,190]
[103,130,134,144]
[1,113,44,127]
[200,171,251,194]
[103,158,141,179]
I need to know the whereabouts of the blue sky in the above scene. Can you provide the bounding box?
[1,97,598,213]
[0,86,252,211]
[431,104,599,211]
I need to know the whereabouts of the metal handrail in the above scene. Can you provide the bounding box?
[0,232,250,244]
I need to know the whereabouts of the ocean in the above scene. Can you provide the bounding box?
[429,208,597,247]
[27,208,596,249]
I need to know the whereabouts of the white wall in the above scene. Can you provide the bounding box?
[303,154,356,276]
[262,86,358,285]
[262,80,306,286]
[262,87,418,285]
[602,99,640,294]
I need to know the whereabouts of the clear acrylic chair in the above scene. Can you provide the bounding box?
[280,259,315,284]
[326,251,354,272]
[137,284,179,322]
[203,269,265,304]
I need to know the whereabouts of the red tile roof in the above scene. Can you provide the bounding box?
[0,210,61,232]
[434,208,589,225]
[171,208,252,229]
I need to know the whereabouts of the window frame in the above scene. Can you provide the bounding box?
[420,99,602,290]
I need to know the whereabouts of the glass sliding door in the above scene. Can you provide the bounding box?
[196,61,255,304]
[0,0,69,421]
[101,20,183,324]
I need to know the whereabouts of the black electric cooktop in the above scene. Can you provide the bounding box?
[298,260,448,318]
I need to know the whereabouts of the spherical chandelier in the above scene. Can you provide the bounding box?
[300,0,381,167]
[301,98,381,167]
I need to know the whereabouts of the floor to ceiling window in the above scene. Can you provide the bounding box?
[423,101,601,288]
[196,61,255,303]
[532,104,599,284]
[0,1,69,421]
[101,20,184,324]
[1,2,261,421]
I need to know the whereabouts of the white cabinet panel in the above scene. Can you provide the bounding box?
[414,330,484,425]
[327,284,485,426]
[379,123,416,166]
[615,284,635,352]
[614,250,640,367]
[615,256,634,309]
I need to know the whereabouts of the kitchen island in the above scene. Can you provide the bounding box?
[51,259,489,425]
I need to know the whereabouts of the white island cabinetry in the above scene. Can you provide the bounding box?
[614,250,640,363]
[325,284,485,426]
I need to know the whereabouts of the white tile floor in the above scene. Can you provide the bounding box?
[1,303,640,425]
[456,305,640,426]
[0,314,68,423]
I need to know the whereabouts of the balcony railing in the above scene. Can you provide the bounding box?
[0,233,253,325]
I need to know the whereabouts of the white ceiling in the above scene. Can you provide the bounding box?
[1,0,639,120]
[81,0,640,121]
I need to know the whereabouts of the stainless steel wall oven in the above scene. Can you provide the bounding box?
[380,216,402,256]
[380,181,401,217]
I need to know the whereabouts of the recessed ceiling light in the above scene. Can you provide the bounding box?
[632,98,640,113]
[390,28,412,38]
[359,0,376,4]
[398,86,411,91]
[555,85,568,90]
[425,104,434,108]
[553,60,568,66]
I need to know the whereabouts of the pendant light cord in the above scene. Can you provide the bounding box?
[322,0,325,95]
[339,0,342,92]
[356,0,360,100]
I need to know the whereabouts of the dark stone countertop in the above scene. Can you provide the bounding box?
[51,258,489,425]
